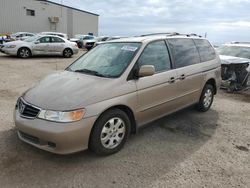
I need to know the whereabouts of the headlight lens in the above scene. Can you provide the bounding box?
[38,109,85,122]
[7,45,16,48]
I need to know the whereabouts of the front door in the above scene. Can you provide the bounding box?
[33,36,51,55]
[135,40,180,126]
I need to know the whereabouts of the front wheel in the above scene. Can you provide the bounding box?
[18,47,31,58]
[196,84,214,112]
[89,109,131,155]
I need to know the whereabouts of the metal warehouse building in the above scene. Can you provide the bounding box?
[0,0,99,37]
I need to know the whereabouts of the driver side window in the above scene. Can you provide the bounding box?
[39,37,51,43]
[137,41,171,73]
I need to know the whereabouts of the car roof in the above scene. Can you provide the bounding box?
[40,32,67,35]
[36,34,66,39]
[12,32,33,35]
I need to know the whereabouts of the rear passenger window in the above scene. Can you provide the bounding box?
[194,39,216,62]
[51,37,65,43]
[138,41,171,72]
[168,38,200,68]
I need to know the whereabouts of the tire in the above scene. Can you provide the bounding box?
[89,109,131,155]
[63,48,73,58]
[86,47,92,51]
[196,84,214,112]
[18,47,31,58]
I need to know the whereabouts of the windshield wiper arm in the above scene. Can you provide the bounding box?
[74,69,107,77]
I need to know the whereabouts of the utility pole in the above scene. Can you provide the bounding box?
[204,32,207,38]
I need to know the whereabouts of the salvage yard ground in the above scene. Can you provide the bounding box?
[0,51,249,188]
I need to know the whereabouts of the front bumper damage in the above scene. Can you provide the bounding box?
[221,56,250,92]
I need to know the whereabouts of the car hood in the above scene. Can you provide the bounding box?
[23,71,125,111]
[220,55,250,65]
[70,38,80,42]
[83,39,96,43]
[3,40,27,46]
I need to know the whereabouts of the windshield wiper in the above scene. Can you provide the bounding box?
[74,68,108,77]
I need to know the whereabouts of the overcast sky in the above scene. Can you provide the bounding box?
[51,0,250,44]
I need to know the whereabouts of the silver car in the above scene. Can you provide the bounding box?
[10,32,35,41]
[1,35,79,58]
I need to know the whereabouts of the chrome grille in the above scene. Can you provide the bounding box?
[18,98,40,119]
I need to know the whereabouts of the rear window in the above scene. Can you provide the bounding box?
[194,39,216,62]
[167,38,200,68]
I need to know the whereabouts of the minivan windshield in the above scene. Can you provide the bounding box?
[68,42,141,78]
[218,45,250,59]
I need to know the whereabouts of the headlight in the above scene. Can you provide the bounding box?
[6,45,16,48]
[38,109,85,122]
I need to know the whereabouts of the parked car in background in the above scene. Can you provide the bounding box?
[0,35,78,58]
[10,32,35,41]
[218,42,250,92]
[14,33,221,155]
[39,32,68,40]
[70,34,97,50]
[96,36,109,42]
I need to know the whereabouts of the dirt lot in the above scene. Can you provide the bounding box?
[0,51,249,188]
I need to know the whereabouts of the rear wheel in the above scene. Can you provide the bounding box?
[196,84,214,112]
[18,47,31,58]
[63,48,73,58]
[89,109,131,155]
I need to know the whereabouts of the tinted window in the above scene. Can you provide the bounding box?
[168,38,200,68]
[138,41,171,72]
[51,37,64,43]
[39,37,50,43]
[194,39,216,62]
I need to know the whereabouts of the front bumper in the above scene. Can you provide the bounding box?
[1,47,17,55]
[15,109,97,154]
[72,48,79,55]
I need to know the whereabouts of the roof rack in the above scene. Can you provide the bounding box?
[140,32,180,37]
[139,32,202,38]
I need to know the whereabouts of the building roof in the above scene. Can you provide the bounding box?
[37,0,99,16]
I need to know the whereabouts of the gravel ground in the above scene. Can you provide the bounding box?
[0,52,249,188]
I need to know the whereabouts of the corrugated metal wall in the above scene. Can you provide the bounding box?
[0,0,99,37]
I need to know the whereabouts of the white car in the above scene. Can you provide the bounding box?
[1,35,78,58]
[70,35,97,50]
[10,32,35,41]
[39,32,69,40]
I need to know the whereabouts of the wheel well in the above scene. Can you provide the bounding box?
[205,78,217,94]
[96,105,137,135]
[18,47,32,56]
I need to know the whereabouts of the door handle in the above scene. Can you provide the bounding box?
[169,77,175,83]
[179,74,185,80]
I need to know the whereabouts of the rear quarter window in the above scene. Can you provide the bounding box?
[194,39,216,62]
[167,38,200,68]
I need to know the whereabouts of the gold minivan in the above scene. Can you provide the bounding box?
[14,33,221,155]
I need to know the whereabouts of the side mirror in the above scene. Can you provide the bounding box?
[34,41,40,44]
[138,65,155,77]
